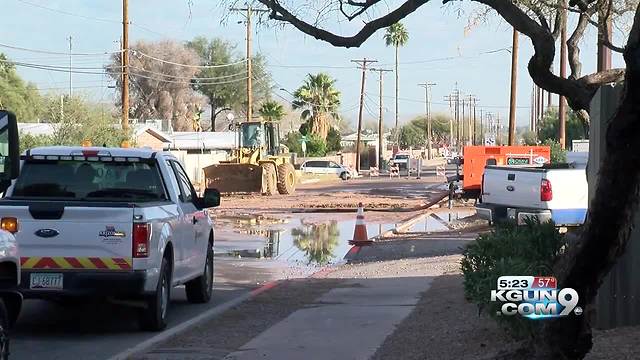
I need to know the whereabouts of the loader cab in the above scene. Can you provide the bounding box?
[240,121,280,156]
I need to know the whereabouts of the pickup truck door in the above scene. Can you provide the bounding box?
[167,160,206,279]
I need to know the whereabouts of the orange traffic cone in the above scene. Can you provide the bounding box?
[350,203,372,245]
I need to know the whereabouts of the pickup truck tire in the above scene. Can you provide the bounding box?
[261,163,277,196]
[276,163,296,195]
[139,257,171,331]
[185,241,214,304]
[0,300,9,360]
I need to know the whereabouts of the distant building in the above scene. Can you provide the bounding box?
[165,132,236,153]
[340,132,389,148]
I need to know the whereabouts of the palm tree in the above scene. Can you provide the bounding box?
[292,222,340,265]
[258,100,286,122]
[292,73,341,141]
[384,22,409,138]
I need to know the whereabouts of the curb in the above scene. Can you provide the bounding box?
[106,280,282,360]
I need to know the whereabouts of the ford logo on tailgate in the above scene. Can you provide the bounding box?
[35,229,59,238]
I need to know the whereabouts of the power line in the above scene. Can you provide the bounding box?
[128,66,248,81]
[15,0,121,23]
[130,72,249,85]
[0,42,122,56]
[132,50,247,68]
[0,60,118,75]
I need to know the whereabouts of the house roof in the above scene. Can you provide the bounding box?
[166,131,236,150]
[133,124,171,143]
[341,132,390,142]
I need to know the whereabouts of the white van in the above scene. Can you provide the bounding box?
[300,160,353,180]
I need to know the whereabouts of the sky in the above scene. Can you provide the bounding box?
[0,0,627,129]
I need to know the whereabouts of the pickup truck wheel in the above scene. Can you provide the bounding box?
[185,243,214,304]
[0,300,9,360]
[139,257,171,331]
[340,172,349,181]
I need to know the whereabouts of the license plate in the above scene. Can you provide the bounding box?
[30,273,63,290]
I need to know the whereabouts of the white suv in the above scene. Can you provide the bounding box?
[300,160,353,180]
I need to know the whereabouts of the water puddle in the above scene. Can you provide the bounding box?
[215,215,397,267]
[404,209,476,233]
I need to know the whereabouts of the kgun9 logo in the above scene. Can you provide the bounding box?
[490,276,582,319]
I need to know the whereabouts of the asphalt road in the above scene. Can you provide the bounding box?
[10,256,288,360]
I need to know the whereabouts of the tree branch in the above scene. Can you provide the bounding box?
[339,0,383,20]
[258,0,431,48]
[567,10,592,79]
[577,68,626,85]
[551,0,564,40]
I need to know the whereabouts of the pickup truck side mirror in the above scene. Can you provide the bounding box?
[0,111,20,194]
[201,188,221,208]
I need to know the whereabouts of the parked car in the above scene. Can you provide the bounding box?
[390,153,410,170]
[300,160,353,180]
[0,146,221,331]
[476,163,587,226]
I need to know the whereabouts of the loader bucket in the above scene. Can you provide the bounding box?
[204,163,264,194]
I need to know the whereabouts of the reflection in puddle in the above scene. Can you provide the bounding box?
[219,216,396,266]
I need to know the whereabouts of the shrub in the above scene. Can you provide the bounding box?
[460,220,567,338]
[543,139,567,164]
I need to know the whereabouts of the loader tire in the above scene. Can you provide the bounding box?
[261,163,277,196]
[277,163,296,195]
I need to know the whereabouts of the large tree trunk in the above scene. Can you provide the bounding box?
[534,10,640,359]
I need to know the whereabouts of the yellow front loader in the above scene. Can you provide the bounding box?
[204,121,296,195]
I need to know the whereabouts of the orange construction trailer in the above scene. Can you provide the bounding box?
[460,145,551,193]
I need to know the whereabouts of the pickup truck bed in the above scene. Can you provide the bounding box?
[476,164,588,226]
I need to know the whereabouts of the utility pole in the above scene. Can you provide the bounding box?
[455,89,460,151]
[559,0,568,149]
[597,0,612,71]
[121,0,130,131]
[467,95,475,146]
[371,68,392,169]
[472,97,478,145]
[497,113,501,146]
[230,5,269,122]
[508,28,518,146]
[479,109,484,145]
[352,58,377,173]
[461,99,466,146]
[67,36,73,96]
[444,94,455,148]
[418,82,436,159]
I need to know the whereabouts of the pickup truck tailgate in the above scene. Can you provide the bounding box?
[0,202,134,271]
[482,167,544,208]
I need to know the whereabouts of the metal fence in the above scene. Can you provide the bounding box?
[589,83,640,329]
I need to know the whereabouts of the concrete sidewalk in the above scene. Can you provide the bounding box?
[225,277,433,360]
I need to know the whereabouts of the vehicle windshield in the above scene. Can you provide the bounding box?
[241,123,264,148]
[11,159,167,202]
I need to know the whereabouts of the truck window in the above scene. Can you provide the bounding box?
[11,159,167,202]
[169,160,195,203]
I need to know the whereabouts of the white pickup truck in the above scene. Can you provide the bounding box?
[476,162,588,226]
[0,146,221,331]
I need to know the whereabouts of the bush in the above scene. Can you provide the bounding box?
[543,139,567,163]
[460,220,567,338]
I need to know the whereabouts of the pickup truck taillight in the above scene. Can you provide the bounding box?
[133,223,151,258]
[540,179,553,201]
